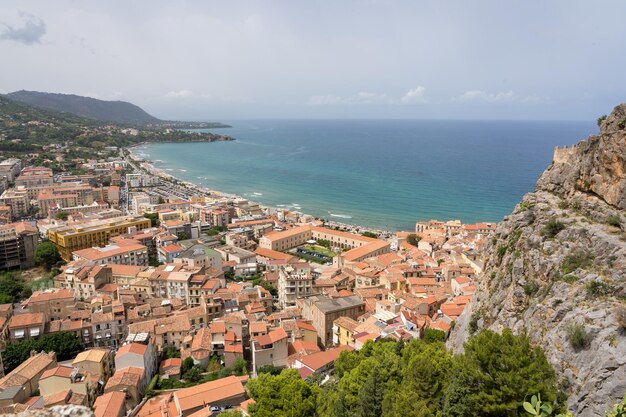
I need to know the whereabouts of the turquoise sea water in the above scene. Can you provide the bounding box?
[134,120,596,231]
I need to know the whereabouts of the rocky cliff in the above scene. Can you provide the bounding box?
[449,104,626,416]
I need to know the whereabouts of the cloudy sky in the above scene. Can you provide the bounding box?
[1,1,625,120]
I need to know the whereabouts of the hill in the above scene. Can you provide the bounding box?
[449,105,626,415]
[6,90,160,124]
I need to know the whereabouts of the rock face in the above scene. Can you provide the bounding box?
[7,406,93,417]
[449,104,626,416]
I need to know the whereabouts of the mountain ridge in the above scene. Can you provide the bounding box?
[6,90,160,124]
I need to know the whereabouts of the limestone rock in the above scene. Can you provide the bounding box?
[449,104,626,416]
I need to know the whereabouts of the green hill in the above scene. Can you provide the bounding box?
[6,90,160,124]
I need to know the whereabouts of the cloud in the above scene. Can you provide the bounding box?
[307,91,388,106]
[1,11,46,45]
[398,86,428,104]
[307,87,428,106]
[454,90,515,102]
[164,90,194,99]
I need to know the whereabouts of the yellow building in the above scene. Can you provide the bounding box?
[48,216,151,261]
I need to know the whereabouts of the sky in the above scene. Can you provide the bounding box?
[1,1,625,121]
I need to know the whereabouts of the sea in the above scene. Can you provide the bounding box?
[132,119,596,231]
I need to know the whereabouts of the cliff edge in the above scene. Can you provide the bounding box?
[449,104,626,416]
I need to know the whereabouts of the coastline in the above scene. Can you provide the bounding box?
[125,144,399,237]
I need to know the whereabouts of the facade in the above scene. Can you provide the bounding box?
[0,159,22,182]
[72,243,148,266]
[8,312,45,342]
[26,289,75,321]
[299,295,366,347]
[48,216,151,261]
[0,222,38,269]
[277,265,313,308]
[251,327,289,372]
[0,189,29,219]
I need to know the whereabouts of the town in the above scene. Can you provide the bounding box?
[0,152,495,416]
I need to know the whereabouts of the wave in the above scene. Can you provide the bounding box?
[329,212,352,219]
[253,192,263,196]
[179,169,187,172]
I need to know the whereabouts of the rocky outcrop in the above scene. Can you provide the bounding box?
[449,104,626,416]
[6,406,93,417]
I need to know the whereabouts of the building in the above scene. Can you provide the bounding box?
[72,348,115,383]
[114,340,157,388]
[72,243,149,266]
[299,295,366,347]
[0,351,56,398]
[93,391,126,417]
[172,375,246,416]
[48,216,151,261]
[104,366,145,409]
[277,264,313,308]
[0,159,22,182]
[8,312,45,342]
[0,189,29,219]
[25,289,75,321]
[251,327,289,372]
[0,222,38,269]
[15,166,53,188]
[38,365,99,406]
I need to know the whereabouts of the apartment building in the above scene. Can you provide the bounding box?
[0,189,29,219]
[15,166,53,188]
[299,295,366,347]
[26,289,75,321]
[48,216,151,261]
[72,243,149,266]
[0,158,22,182]
[0,222,38,269]
[277,264,313,308]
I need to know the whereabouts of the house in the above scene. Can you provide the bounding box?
[159,358,182,380]
[72,348,114,383]
[332,316,359,347]
[294,345,354,378]
[172,375,246,417]
[24,289,75,322]
[0,351,56,398]
[8,312,45,342]
[114,341,157,389]
[251,327,289,373]
[93,391,126,417]
[299,295,365,347]
[104,367,145,409]
[38,365,99,406]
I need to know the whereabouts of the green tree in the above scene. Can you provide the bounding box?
[407,234,422,246]
[442,329,558,417]
[55,211,69,220]
[361,231,378,239]
[183,366,203,383]
[247,369,318,417]
[357,366,384,417]
[2,331,83,372]
[257,364,281,376]
[0,272,29,303]
[143,212,160,227]
[423,328,446,343]
[34,241,62,270]
[181,356,194,375]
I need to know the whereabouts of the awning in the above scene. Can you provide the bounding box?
[29,328,40,337]
[14,329,24,338]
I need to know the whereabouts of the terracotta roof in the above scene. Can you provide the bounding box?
[173,375,245,413]
[28,289,74,303]
[9,312,44,328]
[73,348,109,365]
[117,343,148,357]
[255,327,288,347]
[105,367,144,389]
[93,391,125,417]
[298,345,354,371]
[40,366,74,380]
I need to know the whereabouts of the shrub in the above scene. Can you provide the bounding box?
[607,214,622,228]
[523,282,540,296]
[597,115,607,127]
[585,280,614,297]
[566,323,590,350]
[497,245,508,260]
[541,219,565,238]
[561,251,593,274]
[561,275,578,284]
[468,311,481,335]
